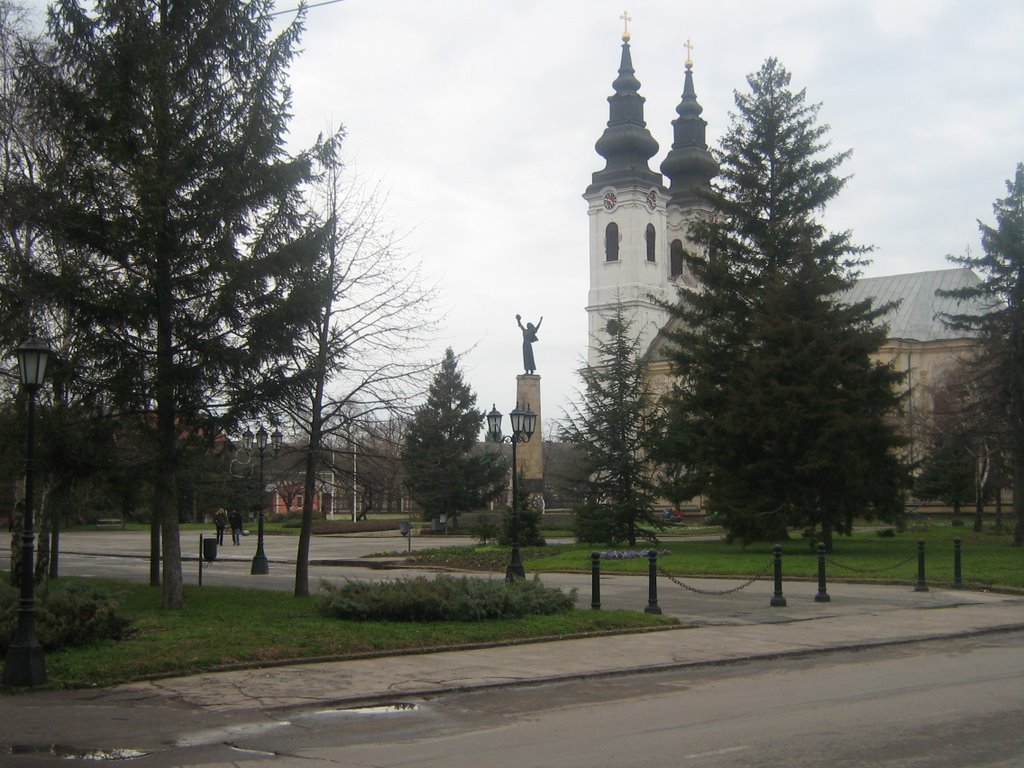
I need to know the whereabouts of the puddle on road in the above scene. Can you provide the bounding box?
[3,744,148,760]
[228,745,277,757]
[174,720,290,748]
[315,702,419,716]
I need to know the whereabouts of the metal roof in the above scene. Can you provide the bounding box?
[845,267,984,342]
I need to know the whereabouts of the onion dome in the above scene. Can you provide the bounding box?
[587,31,661,194]
[660,45,718,207]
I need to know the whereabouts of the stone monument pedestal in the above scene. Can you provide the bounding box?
[516,374,544,497]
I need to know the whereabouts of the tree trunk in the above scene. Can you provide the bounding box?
[994,483,1004,532]
[295,445,319,597]
[48,487,60,580]
[154,328,183,607]
[822,523,834,553]
[157,474,184,608]
[1013,458,1024,546]
[9,502,23,588]
[149,513,161,587]
[34,491,49,586]
[295,367,326,597]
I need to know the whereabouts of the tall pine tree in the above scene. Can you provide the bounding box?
[561,304,662,546]
[662,58,908,548]
[401,348,504,527]
[941,163,1024,544]
[20,0,327,607]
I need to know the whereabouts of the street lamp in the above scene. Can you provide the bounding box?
[3,336,52,687]
[243,425,282,575]
[486,403,537,582]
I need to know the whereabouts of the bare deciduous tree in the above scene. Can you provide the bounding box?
[282,145,438,596]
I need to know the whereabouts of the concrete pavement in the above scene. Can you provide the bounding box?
[117,588,1024,714]
[2,530,1024,755]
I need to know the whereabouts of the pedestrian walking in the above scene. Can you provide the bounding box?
[229,509,243,545]
[214,508,227,545]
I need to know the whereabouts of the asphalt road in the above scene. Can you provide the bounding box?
[5,631,1022,767]
[262,631,1024,768]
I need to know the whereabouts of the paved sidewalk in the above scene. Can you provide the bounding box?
[112,585,1024,712]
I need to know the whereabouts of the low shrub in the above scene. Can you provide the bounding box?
[0,580,134,654]
[472,515,499,545]
[573,503,621,544]
[307,520,407,535]
[315,574,575,622]
[500,507,545,547]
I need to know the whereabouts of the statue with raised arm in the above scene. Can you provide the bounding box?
[516,314,543,374]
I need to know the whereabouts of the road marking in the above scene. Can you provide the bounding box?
[683,746,751,760]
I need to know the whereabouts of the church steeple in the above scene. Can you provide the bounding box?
[660,42,718,207]
[587,23,661,194]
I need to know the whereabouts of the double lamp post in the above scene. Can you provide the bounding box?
[242,425,282,575]
[486,403,536,582]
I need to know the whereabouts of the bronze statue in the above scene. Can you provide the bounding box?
[516,314,542,374]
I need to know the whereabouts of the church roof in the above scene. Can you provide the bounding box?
[845,267,984,342]
[645,267,984,362]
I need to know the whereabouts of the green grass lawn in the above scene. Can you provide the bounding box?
[411,525,1024,591]
[8,578,675,690]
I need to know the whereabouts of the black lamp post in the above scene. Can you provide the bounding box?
[3,336,51,687]
[486,403,536,582]
[243,425,282,575]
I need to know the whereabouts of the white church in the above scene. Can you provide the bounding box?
[583,29,982,436]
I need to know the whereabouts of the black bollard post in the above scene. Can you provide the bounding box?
[815,542,831,603]
[591,552,601,610]
[770,544,787,607]
[914,538,929,592]
[952,537,963,588]
[199,535,204,587]
[645,549,662,614]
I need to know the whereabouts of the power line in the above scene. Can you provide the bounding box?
[267,0,347,19]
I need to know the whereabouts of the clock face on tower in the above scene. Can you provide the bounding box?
[603,191,617,211]
[646,189,658,210]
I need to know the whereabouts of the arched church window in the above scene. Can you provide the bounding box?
[605,222,619,262]
[670,239,684,278]
[646,224,656,262]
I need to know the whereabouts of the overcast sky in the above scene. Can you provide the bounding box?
[28,1,1024,433]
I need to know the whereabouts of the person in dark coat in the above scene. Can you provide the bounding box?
[214,508,227,545]
[229,509,243,545]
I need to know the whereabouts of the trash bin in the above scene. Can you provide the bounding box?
[202,537,218,562]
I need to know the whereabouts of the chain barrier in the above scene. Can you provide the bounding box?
[826,552,917,575]
[658,559,773,596]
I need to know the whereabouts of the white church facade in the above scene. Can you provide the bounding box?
[583,30,983,441]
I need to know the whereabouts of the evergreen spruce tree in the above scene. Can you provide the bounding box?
[561,304,661,546]
[941,163,1024,544]
[401,348,504,526]
[914,432,974,524]
[498,469,545,547]
[662,58,908,548]
[20,1,328,607]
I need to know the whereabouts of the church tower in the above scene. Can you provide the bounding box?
[584,22,667,366]
[660,42,719,289]
[585,29,718,366]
